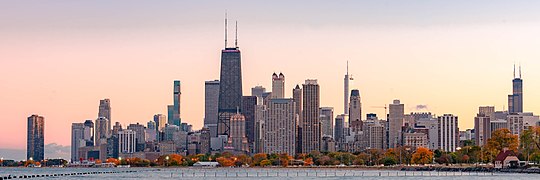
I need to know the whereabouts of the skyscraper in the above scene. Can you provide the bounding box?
[112,122,122,135]
[241,96,257,151]
[508,65,523,113]
[27,114,44,161]
[508,113,524,136]
[170,80,182,126]
[349,89,362,133]
[344,61,353,115]
[264,98,297,155]
[251,86,266,99]
[217,19,243,136]
[167,105,174,125]
[334,114,347,142]
[227,112,249,153]
[320,107,334,138]
[438,114,459,152]
[475,106,494,146]
[98,99,111,131]
[83,120,94,146]
[154,114,166,132]
[118,129,136,154]
[302,79,320,153]
[271,73,285,98]
[292,85,303,154]
[95,117,110,145]
[127,123,146,151]
[204,80,220,137]
[71,123,85,162]
[388,100,404,148]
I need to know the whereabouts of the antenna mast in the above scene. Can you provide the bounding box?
[224,11,228,48]
[513,63,516,79]
[519,63,522,78]
[347,60,349,75]
[235,21,238,47]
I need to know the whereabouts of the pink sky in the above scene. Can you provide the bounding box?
[1,1,540,149]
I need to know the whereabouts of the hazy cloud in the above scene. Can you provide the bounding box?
[416,104,429,111]
[45,143,70,160]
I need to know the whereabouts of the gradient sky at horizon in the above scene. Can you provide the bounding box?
[2,1,540,152]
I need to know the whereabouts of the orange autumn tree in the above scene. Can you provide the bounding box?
[279,153,292,167]
[411,147,434,165]
[106,158,120,165]
[304,158,314,166]
[252,153,268,166]
[216,157,235,167]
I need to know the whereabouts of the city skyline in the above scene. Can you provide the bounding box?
[3,1,540,151]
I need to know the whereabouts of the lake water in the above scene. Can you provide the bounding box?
[1,167,540,179]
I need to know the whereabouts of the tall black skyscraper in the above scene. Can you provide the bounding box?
[508,64,523,113]
[241,96,257,150]
[217,18,243,136]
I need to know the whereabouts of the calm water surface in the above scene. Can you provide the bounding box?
[1,167,539,179]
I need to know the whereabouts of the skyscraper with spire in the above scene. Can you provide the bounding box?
[217,16,243,136]
[344,61,353,115]
[508,64,523,113]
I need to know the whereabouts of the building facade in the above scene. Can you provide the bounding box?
[71,123,85,162]
[94,117,110,145]
[438,114,459,152]
[217,47,243,136]
[227,112,249,153]
[263,98,297,155]
[388,100,404,148]
[241,96,257,151]
[98,99,111,131]
[118,130,136,154]
[301,79,320,153]
[349,89,362,133]
[271,73,285,98]
[320,107,334,138]
[204,80,220,137]
[27,115,45,161]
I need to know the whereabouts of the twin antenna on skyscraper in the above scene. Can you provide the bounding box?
[513,62,522,79]
[224,11,238,48]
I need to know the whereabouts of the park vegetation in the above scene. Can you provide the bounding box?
[4,127,540,168]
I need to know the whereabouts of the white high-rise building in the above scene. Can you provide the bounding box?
[388,100,404,148]
[118,129,136,154]
[271,73,285,99]
[263,98,297,155]
[438,114,459,152]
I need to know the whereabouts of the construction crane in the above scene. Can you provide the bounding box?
[370,105,388,119]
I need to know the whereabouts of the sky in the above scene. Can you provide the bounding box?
[2,0,540,156]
